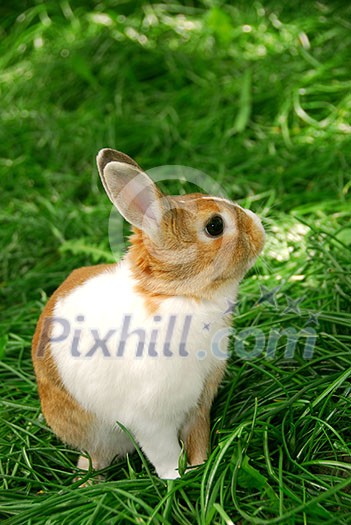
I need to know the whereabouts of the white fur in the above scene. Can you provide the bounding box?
[51,259,237,479]
[178,196,235,207]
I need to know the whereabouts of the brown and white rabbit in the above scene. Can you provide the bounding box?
[32,148,265,479]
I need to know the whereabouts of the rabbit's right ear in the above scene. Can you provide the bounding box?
[97,149,165,240]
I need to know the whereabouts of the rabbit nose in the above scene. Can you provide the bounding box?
[239,207,265,256]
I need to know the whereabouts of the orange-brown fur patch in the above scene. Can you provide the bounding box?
[127,194,262,302]
[32,264,115,449]
[127,196,226,300]
[180,364,226,465]
[241,210,265,255]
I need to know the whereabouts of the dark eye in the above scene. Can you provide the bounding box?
[205,215,224,237]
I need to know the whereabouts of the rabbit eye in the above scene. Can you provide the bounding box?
[205,215,224,237]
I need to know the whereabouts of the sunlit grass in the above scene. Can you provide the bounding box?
[0,1,350,524]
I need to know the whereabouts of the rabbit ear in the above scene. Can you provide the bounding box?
[96,147,142,171]
[97,149,164,239]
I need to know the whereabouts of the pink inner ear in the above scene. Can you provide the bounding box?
[116,175,163,235]
[102,161,163,236]
[123,179,157,214]
[132,185,159,221]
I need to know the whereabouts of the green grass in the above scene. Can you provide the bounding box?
[1,1,351,523]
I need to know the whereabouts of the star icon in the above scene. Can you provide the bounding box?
[283,296,304,315]
[223,298,239,315]
[257,285,281,307]
[305,311,321,327]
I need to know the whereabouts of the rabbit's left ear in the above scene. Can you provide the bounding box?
[97,148,165,239]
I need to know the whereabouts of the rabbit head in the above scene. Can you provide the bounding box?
[97,148,265,300]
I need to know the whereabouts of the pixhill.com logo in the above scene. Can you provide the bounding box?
[37,285,318,361]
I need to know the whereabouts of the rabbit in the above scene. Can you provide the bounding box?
[32,148,265,480]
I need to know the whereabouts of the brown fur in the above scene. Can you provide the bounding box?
[127,195,263,301]
[32,264,115,448]
[181,364,226,465]
[235,205,265,256]
[97,148,142,172]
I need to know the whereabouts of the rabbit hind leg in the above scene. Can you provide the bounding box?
[75,423,136,484]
